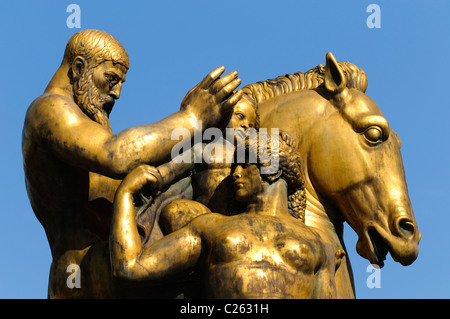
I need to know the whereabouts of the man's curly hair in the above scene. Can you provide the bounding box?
[244,130,306,222]
[62,29,129,69]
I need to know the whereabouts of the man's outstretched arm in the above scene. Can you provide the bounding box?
[25,67,243,179]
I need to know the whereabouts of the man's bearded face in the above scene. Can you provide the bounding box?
[73,61,127,131]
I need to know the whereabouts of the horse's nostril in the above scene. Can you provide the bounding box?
[397,218,415,237]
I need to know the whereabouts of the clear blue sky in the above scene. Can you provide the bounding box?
[1,0,449,298]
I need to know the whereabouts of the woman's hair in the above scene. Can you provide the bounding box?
[244,129,306,222]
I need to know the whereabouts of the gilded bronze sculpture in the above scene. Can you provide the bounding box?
[242,52,421,298]
[160,94,259,232]
[22,29,244,298]
[22,29,420,299]
[111,131,345,298]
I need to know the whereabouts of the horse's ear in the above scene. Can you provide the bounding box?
[324,52,347,94]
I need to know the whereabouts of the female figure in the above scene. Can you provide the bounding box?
[158,94,260,236]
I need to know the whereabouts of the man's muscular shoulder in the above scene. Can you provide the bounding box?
[24,93,90,142]
[26,93,82,122]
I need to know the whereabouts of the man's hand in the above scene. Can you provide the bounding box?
[180,66,244,129]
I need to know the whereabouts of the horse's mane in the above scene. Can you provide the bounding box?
[241,61,368,104]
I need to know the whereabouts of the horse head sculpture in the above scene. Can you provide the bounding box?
[243,52,420,297]
[309,53,421,267]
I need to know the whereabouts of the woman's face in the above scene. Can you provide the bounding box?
[232,163,264,203]
[226,97,256,131]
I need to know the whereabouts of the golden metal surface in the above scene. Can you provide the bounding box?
[23,29,420,298]
[243,52,421,298]
[22,30,243,298]
[111,132,346,298]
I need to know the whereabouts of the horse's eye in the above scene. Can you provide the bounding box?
[364,126,383,144]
